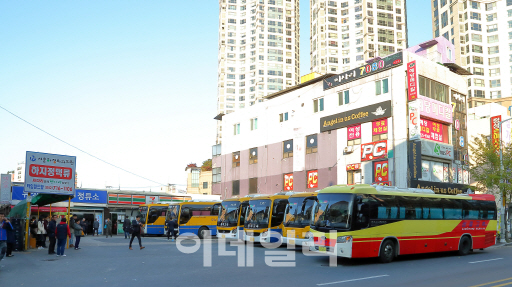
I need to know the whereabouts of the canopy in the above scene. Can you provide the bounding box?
[8,194,72,219]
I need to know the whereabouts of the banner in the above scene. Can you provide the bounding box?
[491,115,501,153]
[1,174,11,204]
[420,140,454,160]
[407,61,418,101]
[420,118,447,143]
[408,141,422,180]
[24,151,76,196]
[409,100,420,140]
[418,95,453,124]
[284,173,294,191]
[372,119,388,135]
[374,160,389,183]
[361,140,388,161]
[347,125,361,140]
[307,170,318,189]
[346,163,361,171]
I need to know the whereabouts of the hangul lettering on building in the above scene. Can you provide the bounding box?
[56,168,63,177]
[31,165,39,175]
[47,168,55,177]
[85,193,92,200]
[92,193,99,200]
[78,192,85,200]
[39,166,47,176]
[63,169,70,178]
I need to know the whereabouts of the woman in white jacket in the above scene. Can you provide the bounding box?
[36,216,47,249]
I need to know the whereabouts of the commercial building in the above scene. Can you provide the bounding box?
[216,0,301,143]
[212,39,470,199]
[432,0,512,103]
[310,0,407,74]
[185,163,213,195]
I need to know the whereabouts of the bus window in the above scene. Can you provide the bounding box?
[480,201,497,219]
[442,199,462,219]
[354,195,370,230]
[211,203,221,216]
[422,198,443,219]
[239,203,249,225]
[271,199,287,227]
[462,200,480,219]
[147,206,167,224]
[398,196,421,219]
[371,195,399,219]
[180,207,191,224]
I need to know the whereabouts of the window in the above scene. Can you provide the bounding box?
[279,112,289,122]
[474,78,485,87]
[470,12,480,20]
[212,167,221,183]
[474,90,485,98]
[488,35,499,43]
[234,123,240,135]
[232,151,240,167]
[347,170,361,184]
[147,206,168,224]
[250,118,258,130]
[306,134,318,154]
[232,180,240,196]
[488,46,499,55]
[191,169,199,188]
[376,78,389,95]
[283,139,293,158]
[489,57,500,65]
[249,147,258,164]
[471,23,481,31]
[442,12,448,28]
[487,24,497,33]
[489,68,500,77]
[486,2,496,11]
[490,79,501,88]
[472,45,483,53]
[373,133,388,142]
[202,182,208,189]
[313,98,324,113]
[473,56,484,64]
[247,178,257,194]
[487,13,497,22]
[490,91,502,99]
[471,1,480,9]
[419,76,449,103]
[338,90,349,105]
[473,67,484,75]
[472,34,482,42]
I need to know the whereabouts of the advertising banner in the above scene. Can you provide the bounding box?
[361,140,388,161]
[420,118,447,143]
[491,115,501,153]
[284,173,294,191]
[420,140,454,160]
[408,141,422,180]
[409,100,420,140]
[347,125,362,140]
[346,163,361,171]
[410,179,466,195]
[24,151,76,196]
[418,95,453,124]
[372,119,388,135]
[307,170,318,189]
[320,101,392,132]
[374,160,389,183]
[407,61,418,101]
[1,174,11,204]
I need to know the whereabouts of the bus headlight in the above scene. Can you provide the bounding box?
[231,228,237,234]
[305,232,314,239]
[261,231,268,238]
[337,236,352,243]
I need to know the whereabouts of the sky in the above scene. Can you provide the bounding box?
[0,1,432,191]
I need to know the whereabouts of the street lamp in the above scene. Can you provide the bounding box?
[499,117,512,243]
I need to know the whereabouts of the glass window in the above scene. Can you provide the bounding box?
[232,180,240,196]
[232,151,240,167]
[283,139,293,158]
[306,134,318,154]
[249,147,258,164]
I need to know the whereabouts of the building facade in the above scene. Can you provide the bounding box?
[185,164,213,195]
[433,0,512,102]
[310,0,407,75]
[212,46,470,199]
[216,0,301,143]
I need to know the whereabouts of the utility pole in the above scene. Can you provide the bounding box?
[499,118,512,243]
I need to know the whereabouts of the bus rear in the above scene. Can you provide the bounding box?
[282,192,317,246]
[140,204,169,235]
[171,201,222,239]
[217,197,249,240]
[244,194,290,244]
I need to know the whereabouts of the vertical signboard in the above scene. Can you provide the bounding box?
[307,170,318,189]
[409,100,420,140]
[491,115,501,153]
[0,174,11,204]
[407,61,418,101]
[347,124,362,140]
[284,173,294,191]
[374,160,389,183]
[372,119,388,135]
[24,151,76,196]
[408,141,422,180]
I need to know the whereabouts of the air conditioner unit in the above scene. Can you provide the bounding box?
[344,146,354,154]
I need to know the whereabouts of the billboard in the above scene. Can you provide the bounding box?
[420,140,454,160]
[420,118,447,143]
[24,151,76,196]
[408,141,422,181]
[374,160,389,183]
[347,125,362,140]
[361,140,388,162]
[320,101,392,132]
[372,119,388,135]
[407,61,418,101]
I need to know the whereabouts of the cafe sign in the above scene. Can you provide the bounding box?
[320,101,392,132]
[420,140,454,160]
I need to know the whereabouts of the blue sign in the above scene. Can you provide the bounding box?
[460,136,465,147]
[12,186,107,204]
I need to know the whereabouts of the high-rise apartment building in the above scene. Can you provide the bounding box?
[433,0,512,105]
[216,0,301,143]
[310,0,407,74]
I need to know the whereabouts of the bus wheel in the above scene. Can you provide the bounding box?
[458,236,471,256]
[379,239,396,263]
[198,227,209,239]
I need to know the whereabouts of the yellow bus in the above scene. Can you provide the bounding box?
[217,197,251,240]
[282,192,317,246]
[244,193,293,244]
[167,201,222,239]
[139,203,169,235]
[309,184,497,263]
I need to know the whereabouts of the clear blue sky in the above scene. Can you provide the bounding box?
[0,1,432,190]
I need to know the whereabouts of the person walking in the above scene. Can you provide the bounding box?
[36,216,47,249]
[55,218,71,257]
[105,218,112,238]
[80,218,87,236]
[4,216,15,257]
[123,217,131,239]
[47,215,57,255]
[0,212,13,261]
[68,214,77,248]
[73,219,83,250]
[129,215,145,250]
[42,215,49,248]
[165,217,177,241]
[93,219,99,236]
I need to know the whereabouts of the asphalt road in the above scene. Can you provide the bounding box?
[1,235,511,287]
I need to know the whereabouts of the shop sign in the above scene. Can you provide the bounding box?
[72,189,107,204]
[24,151,76,196]
[372,119,388,135]
[374,160,389,182]
[420,118,446,143]
[132,195,145,205]
[407,61,418,101]
[420,140,454,160]
[361,140,387,161]
[410,179,466,195]
[347,124,361,140]
[108,194,118,204]
[408,141,422,180]
[323,51,403,90]
[346,163,361,171]
[418,96,453,124]
[307,170,318,189]
[146,196,159,204]
[284,173,294,191]
[117,194,132,205]
[409,100,420,140]
[491,115,501,153]
[320,101,392,132]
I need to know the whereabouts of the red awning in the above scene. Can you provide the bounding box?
[11,205,68,213]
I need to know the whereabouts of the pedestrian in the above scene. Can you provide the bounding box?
[4,216,15,257]
[43,215,49,248]
[0,212,13,261]
[129,215,145,250]
[69,214,77,248]
[123,217,131,239]
[37,216,47,249]
[165,217,177,241]
[47,215,57,255]
[80,218,87,236]
[30,216,37,244]
[55,218,71,257]
[105,218,112,238]
[93,218,99,236]
[73,219,83,250]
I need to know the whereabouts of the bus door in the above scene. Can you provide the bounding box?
[238,202,249,239]
[270,199,288,239]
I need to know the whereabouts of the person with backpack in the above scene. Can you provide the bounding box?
[129,215,145,250]
[165,217,177,241]
[55,218,71,257]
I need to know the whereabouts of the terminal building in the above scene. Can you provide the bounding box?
[212,37,471,199]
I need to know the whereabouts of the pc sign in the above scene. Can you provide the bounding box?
[24,151,76,196]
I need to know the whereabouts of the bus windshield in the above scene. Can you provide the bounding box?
[284,197,316,228]
[312,194,354,231]
[168,205,180,220]
[245,199,271,229]
[218,201,241,227]
[139,206,148,224]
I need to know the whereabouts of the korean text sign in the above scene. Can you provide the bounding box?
[24,151,76,196]
[71,189,107,204]
[407,61,418,101]
[284,173,294,191]
[418,96,452,124]
[491,115,501,153]
[372,119,388,135]
[420,118,447,143]
[347,124,361,140]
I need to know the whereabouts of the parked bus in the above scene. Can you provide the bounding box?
[167,201,222,239]
[217,197,251,240]
[282,192,318,246]
[139,203,169,235]
[309,184,497,263]
[244,193,294,244]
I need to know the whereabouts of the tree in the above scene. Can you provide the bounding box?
[469,134,512,240]
[201,159,212,171]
